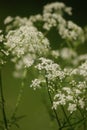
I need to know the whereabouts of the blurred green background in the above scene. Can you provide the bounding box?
[0,0,87,130]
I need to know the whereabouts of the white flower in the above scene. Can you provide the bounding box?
[68,103,77,113]
[78,99,85,109]
[79,60,87,77]
[29,14,42,23]
[66,95,73,101]
[51,50,60,59]
[0,30,2,33]
[4,25,50,78]
[35,57,65,81]
[53,66,87,113]
[53,92,66,109]
[71,60,87,77]
[4,16,13,24]
[77,81,87,90]
[78,54,87,62]
[43,12,66,31]
[43,2,72,15]
[60,47,77,60]
[59,21,84,43]
[5,25,50,57]
[53,101,59,110]
[30,79,45,90]
[62,87,71,94]
[0,34,4,42]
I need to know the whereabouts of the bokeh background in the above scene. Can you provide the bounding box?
[0,0,87,130]
[0,0,87,27]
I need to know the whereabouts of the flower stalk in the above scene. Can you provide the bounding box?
[45,77,62,130]
[0,70,8,130]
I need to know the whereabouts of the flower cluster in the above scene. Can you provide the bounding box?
[51,48,79,68]
[30,57,87,114]
[53,60,87,113]
[35,57,65,81]
[29,2,71,31]
[43,2,72,15]
[4,16,33,31]
[53,80,87,113]
[29,2,85,46]
[0,30,9,68]
[71,60,87,78]
[51,47,77,60]
[0,30,4,43]
[4,25,50,77]
[30,57,66,92]
[42,2,71,31]
[58,21,84,44]
[30,78,45,90]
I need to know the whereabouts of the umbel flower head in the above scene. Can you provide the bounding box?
[29,2,72,30]
[30,57,87,114]
[29,2,85,47]
[4,25,50,77]
[35,57,65,81]
[30,57,66,91]
[53,80,87,113]
[53,61,87,113]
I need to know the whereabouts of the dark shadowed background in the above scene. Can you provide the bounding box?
[0,0,87,26]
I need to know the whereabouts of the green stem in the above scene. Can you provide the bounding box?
[61,117,86,129]
[77,106,86,130]
[54,83,73,129]
[83,120,86,130]
[60,105,73,129]
[45,77,61,130]
[0,70,8,130]
[9,81,25,128]
[12,82,24,117]
[83,108,86,130]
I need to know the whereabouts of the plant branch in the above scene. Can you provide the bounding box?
[45,77,61,130]
[9,81,25,129]
[0,70,8,130]
[60,105,73,129]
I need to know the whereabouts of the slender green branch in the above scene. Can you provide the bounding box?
[0,70,8,130]
[8,81,25,129]
[60,117,87,129]
[12,81,24,118]
[54,83,73,129]
[60,105,73,129]
[83,108,86,130]
[45,77,61,130]
[77,105,86,130]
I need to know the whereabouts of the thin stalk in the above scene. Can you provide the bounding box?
[45,77,61,129]
[61,112,73,128]
[83,120,86,130]
[54,83,73,129]
[60,105,73,129]
[5,80,25,130]
[11,82,24,119]
[0,70,8,130]
[77,106,86,130]
[60,117,87,129]
[83,108,86,130]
